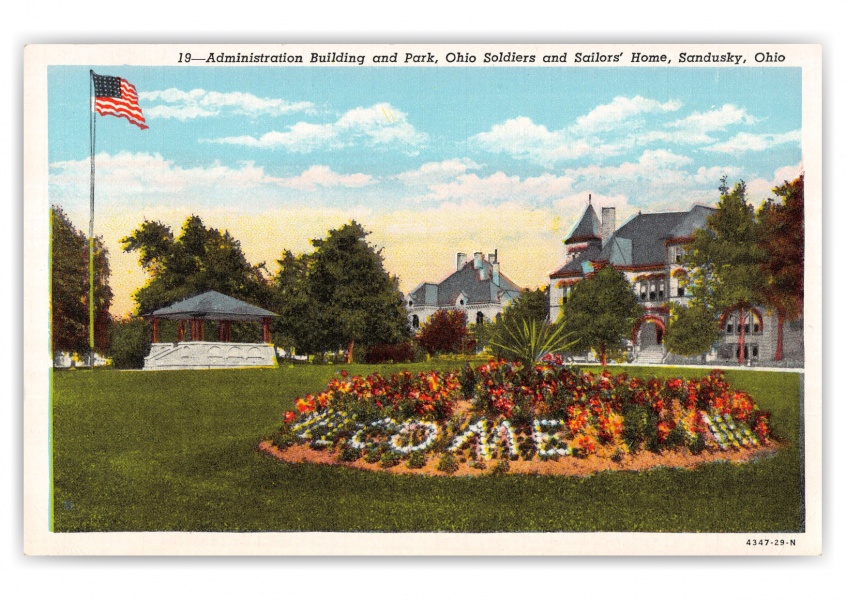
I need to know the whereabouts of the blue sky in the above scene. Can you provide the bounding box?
[47,65,803,316]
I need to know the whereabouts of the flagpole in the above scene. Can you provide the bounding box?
[89,70,96,360]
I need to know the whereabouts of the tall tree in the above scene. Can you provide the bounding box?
[121,215,271,314]
[684,178,766,363]
[271,250,317,354]
[51,206,113,353]
[757,174,804,360]
[281,221,410,361]
[558,266,642,365]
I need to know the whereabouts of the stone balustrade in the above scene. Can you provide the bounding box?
[143,341,277,370]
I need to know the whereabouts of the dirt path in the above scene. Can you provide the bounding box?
[258,439,781,478]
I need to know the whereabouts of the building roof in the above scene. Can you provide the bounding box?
[564,204,601,243]
[549,243,602,278]
[408,257,521,307]
[551,204,716,278]
[149,290,277,321]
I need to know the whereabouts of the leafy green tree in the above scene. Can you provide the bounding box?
[498,287,548,325]
[271,250,318,355]
[121,215,272,314]
[109,317,151,369]
[558,266,643,365]
[664,303,720,357]
[278,221,409,361]
[51,206,113,353]
[684,178,766,363]
[757,175,804,360]
[417,309,473,355]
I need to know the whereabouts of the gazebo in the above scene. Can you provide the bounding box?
[143,290,278,370]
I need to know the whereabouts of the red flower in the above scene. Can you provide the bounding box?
[283,411,296,423]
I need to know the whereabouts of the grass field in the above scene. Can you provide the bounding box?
[51,363,804,532]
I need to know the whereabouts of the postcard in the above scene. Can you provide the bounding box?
[23,43,822,555]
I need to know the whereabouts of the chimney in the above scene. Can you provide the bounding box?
[473,251,483,269]
[456,252,467,271]
[492,262,501,286]
[488,253,496,264]
[601,207,616,248]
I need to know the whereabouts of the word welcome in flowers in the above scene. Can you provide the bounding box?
[286,407,763,460]
[274,361,772,470]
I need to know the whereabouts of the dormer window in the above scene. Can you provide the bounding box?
[408,300,413,307]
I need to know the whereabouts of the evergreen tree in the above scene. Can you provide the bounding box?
[757,174,804,360]
[271,250,317,355]
[684,178,766,363]
[275,221,410,361]
[559,266,642,365]
[51,206,113,354]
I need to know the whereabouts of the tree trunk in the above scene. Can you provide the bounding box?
[599,343,607,366]
[775,309,785,361]
[346,339,355,364]
[737,306,746,364]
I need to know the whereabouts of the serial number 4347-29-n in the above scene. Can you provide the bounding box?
[746,539,796,547]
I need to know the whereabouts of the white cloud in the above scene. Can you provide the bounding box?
[561,149,745,207]
[668,104,758,132]
[424,171,575,204]
[49,152,377,211]
[470,116,614,165]
[744,162,803,201]
[208,103,428,152]
[279,165,375,191]
[393,158,481,185]
[470,96,683,166]
[704,130,801,153]
[570,96,682,135]
[140,88,315,120]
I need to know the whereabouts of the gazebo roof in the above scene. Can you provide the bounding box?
[149,290,277,322]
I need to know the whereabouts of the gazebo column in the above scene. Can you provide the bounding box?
[261,317,272,343]
[218,320,232,342]
[151,317,159,343]
[190,319,204,342]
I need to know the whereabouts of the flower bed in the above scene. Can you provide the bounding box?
[265,360,776,476]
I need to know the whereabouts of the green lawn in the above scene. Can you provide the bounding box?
[51,363,804,532]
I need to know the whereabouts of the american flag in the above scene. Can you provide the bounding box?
[92,73,148,130]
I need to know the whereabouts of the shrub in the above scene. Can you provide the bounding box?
[417,309,474,355]
[339,445,362,462]
[379,451,402,468]
[491,459,511,475]
[364,341,416,364]
[489,318,575,367]
[436,452,459,474]
[406,451,427,469]
[364,447,382,463]
[109,318,151,370]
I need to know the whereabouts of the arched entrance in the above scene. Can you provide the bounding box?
[632,316,666,347]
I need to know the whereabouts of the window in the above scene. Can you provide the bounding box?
[476,311,484,325]
[412,315,419,328]
[658,282,665,300]
[408,300,413,307]
[640,284,647,300]
[678,286,685,297]
[726,323,733,333]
